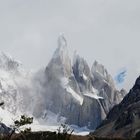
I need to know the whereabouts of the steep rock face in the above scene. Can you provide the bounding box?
[72,55,106,128]
[43,35,126,129]
[93,76,140,138]
[91,60,115,93]
[44,35,83,125]
[91,61,125,115]
[79,96,106,129]
[73,52,92,93]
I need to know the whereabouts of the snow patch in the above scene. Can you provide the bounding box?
[83,74,88,80]
[84,93,103,100]
[0,108,15,126]
[66,86,83,105]
[20,123,90,136]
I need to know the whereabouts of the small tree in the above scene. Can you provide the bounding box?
[57,123,74,140]
[9,115,33,139]
[14,115,33,129]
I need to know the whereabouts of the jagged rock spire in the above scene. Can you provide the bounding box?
[53,34,68,60]
[48,34,72,77]
[57,33,67,48]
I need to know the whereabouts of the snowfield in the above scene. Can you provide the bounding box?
[0,107,90,135]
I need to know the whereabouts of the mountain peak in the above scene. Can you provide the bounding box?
[58,33,67,48]
[91,60,115,89]
[91,60,108,78]
[53,34,68,60]
[47,35,72,77]
[73,51,91,78]
[0,51,21,71]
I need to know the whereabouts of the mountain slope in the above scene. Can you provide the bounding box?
[93,76,140,138]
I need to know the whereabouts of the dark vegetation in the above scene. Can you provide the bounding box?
[0,132,139,140]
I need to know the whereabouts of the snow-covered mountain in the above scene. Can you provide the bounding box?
[0,35,126,131]
[41,35,126,129]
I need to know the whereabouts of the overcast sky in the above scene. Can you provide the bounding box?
[0,0,140,90]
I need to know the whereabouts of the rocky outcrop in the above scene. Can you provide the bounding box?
[0,123,12,135]
[93,76,140,138]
